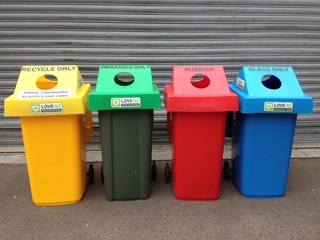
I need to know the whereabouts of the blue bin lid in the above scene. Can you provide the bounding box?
[229,66,313,114]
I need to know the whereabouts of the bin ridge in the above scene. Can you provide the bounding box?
[172,65,231,95]
[96,65,154,93]
[4,65,91,117]
[230,66,313,114]
[165,65,238,112]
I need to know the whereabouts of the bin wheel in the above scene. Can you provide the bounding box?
[223,161,231,181]
[165,162,171,183]
[88,164,94,185]
[101,164,104,183]
[151,161,157,181]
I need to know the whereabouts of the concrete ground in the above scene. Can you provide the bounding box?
[0,157,319,240]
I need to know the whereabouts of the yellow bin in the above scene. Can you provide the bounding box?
[4,65,93,206]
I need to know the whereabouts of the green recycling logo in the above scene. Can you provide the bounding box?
[111,98,121,108]
[30,104,41,113]
[264,102,273,111]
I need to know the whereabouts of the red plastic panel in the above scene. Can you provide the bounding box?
[172,112,226,200]
[165,65,238,112]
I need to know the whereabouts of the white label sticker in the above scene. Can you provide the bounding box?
[236,77,245,90]
[264,102,293,112]
[30,103,63,114]
[18,89,72,99]
[111,98,141,108]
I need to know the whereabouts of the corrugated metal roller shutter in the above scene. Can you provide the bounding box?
[1,0,319,147]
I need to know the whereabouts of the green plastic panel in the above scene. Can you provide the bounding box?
[89,65,161,110]
[99,110,153,201]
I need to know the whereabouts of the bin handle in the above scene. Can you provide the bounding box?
[167,112,172,142]
[85,110,93,142]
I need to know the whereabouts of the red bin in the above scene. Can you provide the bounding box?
[164,66,238,200]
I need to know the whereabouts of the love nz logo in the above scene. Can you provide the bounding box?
[30,103,63,114]
[111,98,141,108]
[264,102,293,112]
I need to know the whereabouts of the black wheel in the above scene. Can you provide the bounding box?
[223,161,231,181]
[165,162,171,183]
[88,164,94,185]
[151,161,157,181]
[101,164,104,183]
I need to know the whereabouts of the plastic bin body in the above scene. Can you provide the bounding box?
[88,65,161,201]
[232,113,297,198]
[4,65,92,206]
[21,114,88,205]
[165,66,238,200]
[171,112,226,200]
[99,110,153,200]
[230,66,313,198]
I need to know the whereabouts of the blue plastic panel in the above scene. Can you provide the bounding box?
[229,66,313,114]
[232,113,297,198]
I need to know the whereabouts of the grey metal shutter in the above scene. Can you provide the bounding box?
[1,0,319,147]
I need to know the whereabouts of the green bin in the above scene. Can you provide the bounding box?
[89,65,161,201]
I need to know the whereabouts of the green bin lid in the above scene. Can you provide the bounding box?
[89,65,161,110]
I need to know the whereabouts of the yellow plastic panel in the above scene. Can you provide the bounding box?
[4,65,91,117]
[20,115,87,206]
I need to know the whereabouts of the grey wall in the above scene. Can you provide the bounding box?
[1,0,319,146]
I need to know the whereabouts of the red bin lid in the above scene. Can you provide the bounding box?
[164,66,238,112]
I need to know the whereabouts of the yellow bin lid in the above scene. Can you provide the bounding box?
[4,65,91,117]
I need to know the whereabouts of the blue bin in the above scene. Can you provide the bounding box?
[229,66,313,198]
